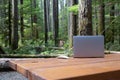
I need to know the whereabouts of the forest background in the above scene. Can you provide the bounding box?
[0,0,120,57]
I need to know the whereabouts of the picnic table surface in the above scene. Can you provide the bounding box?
[8,54,120,80]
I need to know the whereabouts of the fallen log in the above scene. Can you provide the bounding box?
[0,60,9,68]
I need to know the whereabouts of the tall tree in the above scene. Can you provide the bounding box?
[30,0,34,38]
[20,0,24,38]
[44,0,48,46]
[110,4,115,43]
[78,0,93,35]
[11,0,19,50]
[8,0,12,46]
[98,0,105,36]
[30,0,38,40]
[69,0,78,48]
[33,0,38,39]
[53,0,59,46]
[73,0,78,35]
[50,0,54,33]
[46,0,51,32]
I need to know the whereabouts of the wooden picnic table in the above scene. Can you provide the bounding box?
[8,54,120,80]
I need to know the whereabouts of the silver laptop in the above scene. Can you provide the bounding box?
[73,36,104,58]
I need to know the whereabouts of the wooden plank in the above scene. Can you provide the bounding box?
[8,54,120,80]
[10,55,120,71]
[7,61,17,70]
[28,60,120,80]
[9,58,104,77]
[29,67,120,80]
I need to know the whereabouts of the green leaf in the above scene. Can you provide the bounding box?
[68,5,79,15]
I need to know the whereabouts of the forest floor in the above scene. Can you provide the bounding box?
[0,71,28,80]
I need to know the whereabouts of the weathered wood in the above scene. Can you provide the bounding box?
[8,54,120,80]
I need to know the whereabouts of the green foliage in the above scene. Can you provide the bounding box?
[39,40,73,57]
[1,0,120,57]
[3,40,44,54]
[59,5,68,41]
[105,41,120,51]
[68,5,79,15]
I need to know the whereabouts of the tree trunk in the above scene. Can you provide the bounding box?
[73,0,78,35]
[50,0,53,33]
[20,0,24,38]
[98,0,105,36]
[110,5,115,43]
[94,0,98,35]
[69,0,78,48]
[79,0,93,35]
[33,0,38,39]
[44,0,48,46]
[8,0,12,46]
[67,0,71,39]
[53,0,59,47]
[30,0,34,39]
[11,0,19,50]
[46,0,51,32]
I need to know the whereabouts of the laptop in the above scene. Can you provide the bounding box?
[73,36,104,58]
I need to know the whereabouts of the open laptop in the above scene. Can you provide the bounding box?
[73,36,104,58]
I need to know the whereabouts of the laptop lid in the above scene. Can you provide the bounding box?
[73,36,104,58]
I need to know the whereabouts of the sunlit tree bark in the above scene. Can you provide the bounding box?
[69,0,78,48]
[98,0,105,36]
[78,0,93,35]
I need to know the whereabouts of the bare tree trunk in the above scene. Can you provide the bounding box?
[50,0,54,33]
[11,0,19,50]
[44,0,48,46]
[94,0,98,35]
[98,0,105,36]
[110,5,115,43]
[53,0,59,46]
[30,0,34,39]
[73,0,78,35]
[20,0,24,38]
[8,0,12,46]
[67,0,71,39]
[69,0,78,48]
[46,0,51,32]
[33,0,38,39]
[31,0,38,40]
[79,0,93,35]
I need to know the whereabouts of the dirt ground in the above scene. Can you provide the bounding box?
[0,71,28,80]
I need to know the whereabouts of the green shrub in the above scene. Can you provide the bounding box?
[105,41,120,51]
[68,5,79,15]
